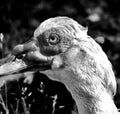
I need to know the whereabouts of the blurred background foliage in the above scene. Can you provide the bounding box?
[0,0,120,111]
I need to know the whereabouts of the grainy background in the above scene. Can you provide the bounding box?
[0,0,120,113]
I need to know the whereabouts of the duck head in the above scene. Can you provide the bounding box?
[0,17,88,79]
[0,17,116,98]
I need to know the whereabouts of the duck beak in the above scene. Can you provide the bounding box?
[0,52,51,77]
[0,55,27,76]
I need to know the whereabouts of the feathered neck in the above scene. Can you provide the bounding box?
[67,82,119,114]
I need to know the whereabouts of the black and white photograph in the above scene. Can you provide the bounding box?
[0,0,120,114]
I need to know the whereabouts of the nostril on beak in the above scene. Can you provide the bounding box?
[15,54,26,60]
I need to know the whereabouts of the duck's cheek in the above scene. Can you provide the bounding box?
[40,46,61,56]
[51,55,64,69]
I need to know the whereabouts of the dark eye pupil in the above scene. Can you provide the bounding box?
[50,36,56,41]
[49,34,60,45]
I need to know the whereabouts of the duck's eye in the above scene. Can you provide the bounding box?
[48,33,60,45]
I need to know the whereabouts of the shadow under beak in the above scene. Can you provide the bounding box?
[0,54,51,77]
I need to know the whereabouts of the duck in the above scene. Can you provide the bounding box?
[0,16,119,114]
